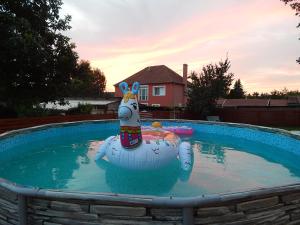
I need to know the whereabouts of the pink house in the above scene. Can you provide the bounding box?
[114,64,188,108]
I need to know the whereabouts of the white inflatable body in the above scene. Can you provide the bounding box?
[95,81,193,171]
[95,129,192,170]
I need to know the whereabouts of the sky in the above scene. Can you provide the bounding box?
[61,0,300,93]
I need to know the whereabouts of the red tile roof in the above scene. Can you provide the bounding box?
[114,65,185,86]
[221,99,269,107]
[269,99,288,107]
[217,98,291,107]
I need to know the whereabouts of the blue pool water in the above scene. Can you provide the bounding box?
[0,121,300,197]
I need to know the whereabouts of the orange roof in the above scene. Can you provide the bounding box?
[114,65,185,86]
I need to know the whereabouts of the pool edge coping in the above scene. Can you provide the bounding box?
[1,119,300,140]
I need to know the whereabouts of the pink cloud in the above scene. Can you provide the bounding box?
[70,0,299,92]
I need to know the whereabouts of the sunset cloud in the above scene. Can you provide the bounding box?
[62,0,300,92]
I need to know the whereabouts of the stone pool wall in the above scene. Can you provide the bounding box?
[1,184,300,225]
[27,198,183,225]
[194,193,300,225]
[0,186,19,225]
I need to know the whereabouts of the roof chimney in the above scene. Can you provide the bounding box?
[183,64,188,106]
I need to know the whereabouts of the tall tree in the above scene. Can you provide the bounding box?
[281,0,300,63]
[187,58,234,118]
[228,79,245,99]
[69,60,106,97]
[92,68,106,96]
[0,0,78,110]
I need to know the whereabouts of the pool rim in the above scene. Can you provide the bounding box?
[1,119,300,208]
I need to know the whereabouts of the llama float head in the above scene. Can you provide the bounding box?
[118,82,142,149]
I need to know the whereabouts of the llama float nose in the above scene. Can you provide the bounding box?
[118,106,132,120]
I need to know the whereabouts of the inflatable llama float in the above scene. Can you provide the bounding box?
[95,81,192,171]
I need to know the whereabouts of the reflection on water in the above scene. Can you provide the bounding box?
[0,127,300,197]
[96,160,180,195]
[197,142,225,164]
[0,139,86,189]
[86,141,194,195]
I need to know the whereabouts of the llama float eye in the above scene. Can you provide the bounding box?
[131,103,137,110]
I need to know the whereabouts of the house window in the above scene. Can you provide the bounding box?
[152,86,166,96]
[139,85,148,101]
[151,104,160,107]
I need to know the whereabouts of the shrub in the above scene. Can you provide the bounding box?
[67,103,93,115]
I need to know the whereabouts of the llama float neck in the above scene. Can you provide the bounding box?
[118,82,142,149]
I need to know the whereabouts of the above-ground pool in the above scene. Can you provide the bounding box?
[1,120,300,197]
[1,120,300,225]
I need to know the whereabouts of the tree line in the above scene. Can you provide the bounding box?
[247,89,300,99]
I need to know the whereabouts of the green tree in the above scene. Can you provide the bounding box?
[92,68,106,96]
[281,0,300,63]
[187,58,234,117]
[69,60,94,97]
[228,79,245,98]
[69,60,106,97]
[0,0,78,112]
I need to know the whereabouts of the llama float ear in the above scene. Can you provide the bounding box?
[119,82,128,95]
[132,82,140,95]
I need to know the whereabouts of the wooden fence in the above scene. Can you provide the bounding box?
[216,107,300,127]
[0,114,117,134]
[0,107,300,134]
